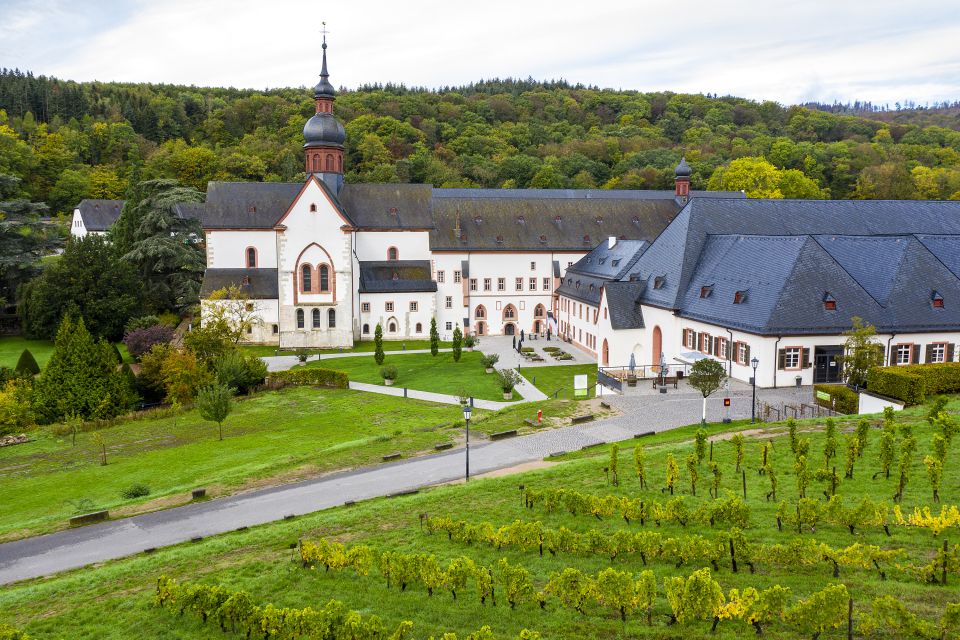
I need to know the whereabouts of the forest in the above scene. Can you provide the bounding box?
[3,68,960,221]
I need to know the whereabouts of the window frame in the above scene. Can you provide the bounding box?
[515,277,523,292]
[385,301,395,313]
[783,346,802,370]
[445,296,453,309]
[497,278,506,292]
[409,301,418,312]
[895,343,913,366]
[453,270,462,283]
[437,270,445,283]
[361,302,370,313]
[469,278,478,291]
[930,342,947,363]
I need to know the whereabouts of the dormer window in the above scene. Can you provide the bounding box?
[823,293,837,311]
[495,235,504,244]
[598,257,607,265]
[388,207,398,216]
[653,275,666,290]
[392,271,399,281]
[932,291,944,309]
[248,205,257,213]
[733,290,747,304]
[631,216,640,224]
[554,215,562,223]
[612,259,621,267]
[474,216,482,224]
[700,285,713,298]
[516,215,525,224]
[241,276,250,286]
[589,283,595,292]
[595,216,603,225]
[575,280,581,290]
[539,234,547,243]
[583,234,591,244]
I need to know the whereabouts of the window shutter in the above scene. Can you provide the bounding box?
[889,345,895,366]
[744,344,751,364]
[926,344,934,364]
[802,348,811,369]
[713,337,720,356]
[777,349,786,370]
[949,344,956,362]
[726,340,732,361]
[911,344,920,364]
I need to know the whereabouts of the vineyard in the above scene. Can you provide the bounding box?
[1,400,960,639]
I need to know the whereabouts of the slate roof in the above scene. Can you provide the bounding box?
[173,202,205,221]
[626,198,960,335]
[76,199,124,231]
[358,261,437,293]
[199,268,279,299]
[202,182,303,229]
[337,184,433,229]
[604,281,647,329]
[556,238,648,305]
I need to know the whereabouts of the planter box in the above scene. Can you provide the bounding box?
[503,391,513,400]
[485,367,494,374]
[383,378,394,386]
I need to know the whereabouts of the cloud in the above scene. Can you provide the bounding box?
[6,0,960,105]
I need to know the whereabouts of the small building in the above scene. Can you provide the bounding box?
[70,199,123,238]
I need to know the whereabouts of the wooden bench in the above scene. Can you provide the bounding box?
[571,414,594,425]
[382,452,403,462]
[652,376,678,389]
[434,442,454,451]
[490,429,518,440]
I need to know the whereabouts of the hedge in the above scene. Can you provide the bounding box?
[866,362,960,406]
[269,367,349,389]
[813,384,858,414]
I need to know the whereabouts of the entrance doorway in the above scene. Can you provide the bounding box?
[504,323,516,336]
[602,339,609,366]
[814,346,844,383]
[651,326,662,366]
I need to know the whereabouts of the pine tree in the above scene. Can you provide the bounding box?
[374,324,385,365]
[429,318,439,356]
[14,348,39,376]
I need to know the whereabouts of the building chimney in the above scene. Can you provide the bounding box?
[607,236,617,249]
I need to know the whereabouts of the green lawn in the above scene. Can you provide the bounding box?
[0,387,480,540]
[0,336,132,370]
[2,399,958,639]
[526,363,598,399]
[238,340,455,358]
[305,351,516,401]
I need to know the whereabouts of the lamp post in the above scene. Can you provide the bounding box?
[750,356,759,423]
[462,402,472,481]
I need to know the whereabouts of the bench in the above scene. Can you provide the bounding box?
[571,414,594,425]
[434,442,454,451]
[600,401,611,410]
[490,429,518,440]
[382,452,403,462]
[652,376,678,389]
[523,418,539,428]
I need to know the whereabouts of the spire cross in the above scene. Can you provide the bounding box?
[321,22,329,45]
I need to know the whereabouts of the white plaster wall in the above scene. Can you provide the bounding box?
[206,230,277,268]
[358,291,436,340]
[858,392,904,415]
[354,230,431,262]
[557,295,601,358]
[70,210,87,238]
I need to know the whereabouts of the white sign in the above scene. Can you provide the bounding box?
[574,374,588,398]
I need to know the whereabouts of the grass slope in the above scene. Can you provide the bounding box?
[0,336,132,371]
[306,351,514,401]
[2,400,958,639]
[527,363,598,400]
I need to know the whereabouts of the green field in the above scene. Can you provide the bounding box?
[527,363,598,399]
[2,399,958,639]
[306,351,516,401]
[0,387,492,540]
[0,336,132,370]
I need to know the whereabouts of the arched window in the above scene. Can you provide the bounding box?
[328,309,336,328]
[319,264,330,292]
[534,304,546,318]
[337,155,342,172]
[309,203,317,212]
[312,308,321,329]
[416,322,422,333]
[301,264,312,292]
[475,305,486,319]
[312,155,319,172]
[363,323,370,334]
[246,247,257,268]
[389,321,397,333]
[503,305,516,320]
[296,309,305,328]
[387,247,399,261]
[326,154,334,171]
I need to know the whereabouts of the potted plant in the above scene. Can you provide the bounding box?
[497,368,521,400]
[380,365,398,386]
[481,353,499,373]
[464,335,477,351]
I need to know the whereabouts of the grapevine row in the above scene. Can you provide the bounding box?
[155,575,540,640]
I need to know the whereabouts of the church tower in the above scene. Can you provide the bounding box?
[674,156,691,205]
[303,34,346,194]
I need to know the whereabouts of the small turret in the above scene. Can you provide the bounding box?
[674,156,691,205]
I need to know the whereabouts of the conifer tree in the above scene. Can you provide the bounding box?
[429,318,439,356]
[374,323,385,365]
[14,348,39,376]
[33,315,136,423]
[452,326,463,362]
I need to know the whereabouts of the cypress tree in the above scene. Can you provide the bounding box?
[429,318,439,356]
[14,348,40,376]
[374,323,385,365]
[452,326,463,362]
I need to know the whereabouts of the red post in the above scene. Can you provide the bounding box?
[537,409,542,424]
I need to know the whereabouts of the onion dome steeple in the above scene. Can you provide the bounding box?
[674,156,692,178]
[303,25,345,194]
[674,156,691,204]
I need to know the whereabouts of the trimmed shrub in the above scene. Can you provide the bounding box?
[123,324,175,360]
[14,349,40,376]
[813,384,858,414]
[866,362,960,405]
[380,365,398,380]
[120,483,151,499]
[270,368,348,389]
[520,347,534,353]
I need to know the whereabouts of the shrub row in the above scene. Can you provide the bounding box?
[866,362,960,405]
[813,384,858,414]
[268,367,349,389]
[156,575,538,640]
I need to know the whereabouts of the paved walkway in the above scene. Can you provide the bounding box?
[348,380,547,410]
[262,349,452,373]
[0,384,800,586]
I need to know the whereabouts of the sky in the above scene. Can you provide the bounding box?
[2,0,960,107]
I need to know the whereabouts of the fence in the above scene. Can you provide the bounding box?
[597,363,692,392]
[755,400,839,422]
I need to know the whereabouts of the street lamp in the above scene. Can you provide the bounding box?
[462,403,472,481]
[750,356,759,423]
